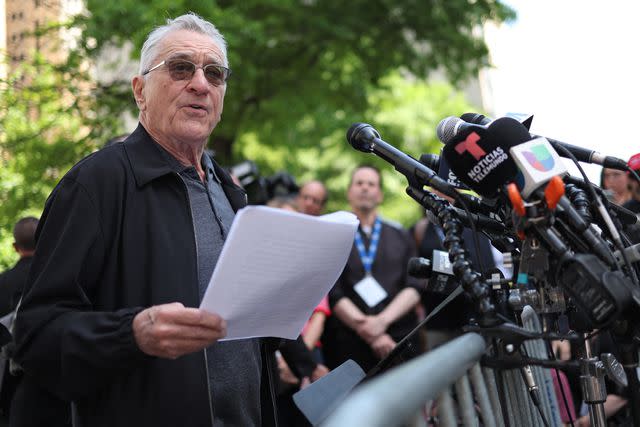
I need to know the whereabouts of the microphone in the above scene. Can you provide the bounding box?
[407,257,432,279]
[346,123,457,198]
[418,153,470,191]
[460,112,491,126]
[614,243,640,264]
[459,112,629,170]
[442,116,571,199]
[449,205,506,233]
[418,153,440,172]
[440,117,532,197]
[436,116,487,145]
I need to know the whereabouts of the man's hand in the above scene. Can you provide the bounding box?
[356,315,388,344]
[300,364,330,389]
[370,334,396,359]
[276,354,300,386]
[311,363,329,382]
[133,302,226,359]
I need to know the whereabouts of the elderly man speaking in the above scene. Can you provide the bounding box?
[13,13,277,427]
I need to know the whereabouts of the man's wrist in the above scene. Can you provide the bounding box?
[377,312,391,329]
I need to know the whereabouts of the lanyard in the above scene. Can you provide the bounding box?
[355,217,382,275]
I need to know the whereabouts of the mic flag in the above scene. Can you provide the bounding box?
[424,151,470,190]
[510,137,569,198]
[442,117,532,198]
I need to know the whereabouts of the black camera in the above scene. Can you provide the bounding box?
[229,160,299,205]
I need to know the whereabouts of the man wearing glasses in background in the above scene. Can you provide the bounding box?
[13,13,277,427]
[296,180,328,216]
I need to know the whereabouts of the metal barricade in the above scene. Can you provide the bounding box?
[323,307,564,427]
[322,333,487,427]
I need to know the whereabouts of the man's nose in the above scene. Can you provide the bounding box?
[187,68,209,93]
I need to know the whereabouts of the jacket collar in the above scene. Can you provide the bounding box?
[123,123,247,211]
[123,123,177,187]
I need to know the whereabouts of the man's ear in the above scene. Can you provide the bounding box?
[132,76,146,111]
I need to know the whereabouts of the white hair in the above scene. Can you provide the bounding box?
[139,12,228,75]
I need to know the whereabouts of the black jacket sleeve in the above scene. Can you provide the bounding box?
[278,336,317,378]
[13,177,148,401]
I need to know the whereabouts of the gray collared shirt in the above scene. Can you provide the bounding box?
[157,146,262,427]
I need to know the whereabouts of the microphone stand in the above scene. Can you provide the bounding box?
[579,337,608,427]
[612,322,640,427]
[368,184,500,377]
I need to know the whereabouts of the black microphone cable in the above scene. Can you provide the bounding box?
[551,144,639,287]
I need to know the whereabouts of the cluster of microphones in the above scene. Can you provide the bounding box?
[346,113,640,331]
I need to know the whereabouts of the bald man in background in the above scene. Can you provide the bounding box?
[296,180,328,216]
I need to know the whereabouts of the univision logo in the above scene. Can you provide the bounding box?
[522,144,555,172]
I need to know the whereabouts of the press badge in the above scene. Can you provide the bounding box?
[354,275,388,308]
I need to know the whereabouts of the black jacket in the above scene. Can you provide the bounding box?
[0,256,32,317]
[14,124,278,427]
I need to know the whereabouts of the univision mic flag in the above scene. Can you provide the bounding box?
[510,137,568,198]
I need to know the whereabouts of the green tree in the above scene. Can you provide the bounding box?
[0,52,121,269]
[78,0,513,163]
[236,72,479,226]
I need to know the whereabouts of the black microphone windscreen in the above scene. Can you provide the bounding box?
[408,257,432,279]
[460,112,492,126]
[419,153,440,172]
[436,152,469,190]
[442,117,532,197]
[346,123,379,152]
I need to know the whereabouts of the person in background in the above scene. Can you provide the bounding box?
[623,154,640,214]
[600,167,631,205]
[0,218,38,318]
[0,217,39,425]
[324,165,421,372]
[620,153,640,244]
[296,180,328,216]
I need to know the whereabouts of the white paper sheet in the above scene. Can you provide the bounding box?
[200,206,358,340]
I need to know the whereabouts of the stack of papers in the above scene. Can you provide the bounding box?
[200,206,358,340]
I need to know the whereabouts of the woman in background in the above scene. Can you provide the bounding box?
[600,167,631,205]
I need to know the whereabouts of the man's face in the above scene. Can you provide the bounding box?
[347,168,383,212]
[132,30,226,146]
[297,182,326,216]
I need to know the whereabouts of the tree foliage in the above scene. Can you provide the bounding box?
[78,0,514,162]
[0,52,121,269]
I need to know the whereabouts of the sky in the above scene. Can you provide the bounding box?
[483,0,640,184]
